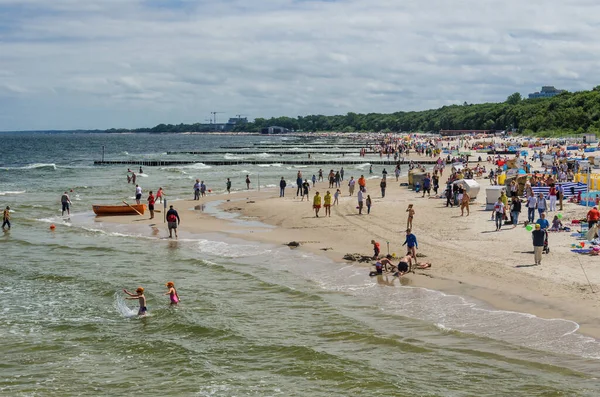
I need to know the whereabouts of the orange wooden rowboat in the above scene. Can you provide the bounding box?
[92,204,146,216]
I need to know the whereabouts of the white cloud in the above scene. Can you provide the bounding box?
[0,0,599,129]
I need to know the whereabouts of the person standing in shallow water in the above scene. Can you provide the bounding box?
[2,206,10,230]
[226,178,231,194]
[61,191,72,216]
[147,190,155,219]
[245,175,251,189]
[165,282,179,305]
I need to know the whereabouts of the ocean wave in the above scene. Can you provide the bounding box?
[159,163,211,173]
[257,163,282,167]
[0,190,26,196]
[3,163,57,171]
[256,153,271,158]
[224,153,245,160]
[196,239,272,258]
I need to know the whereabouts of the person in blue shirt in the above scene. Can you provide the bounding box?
[536,212,550,230]
[402,228,418,259]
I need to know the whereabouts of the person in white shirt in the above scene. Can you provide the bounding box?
[494,197,505,231]
[348,177,356,196]
[526,193,537,223]
[135,184,142,204]
[357,187,364,215]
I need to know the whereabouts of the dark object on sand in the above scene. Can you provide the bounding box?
[287,241,301,247]
[343,253,375,263]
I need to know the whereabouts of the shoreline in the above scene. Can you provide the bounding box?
[98,175,600,342]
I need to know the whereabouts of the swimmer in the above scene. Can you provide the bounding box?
[165,281,180,305]
[123,287,147,316]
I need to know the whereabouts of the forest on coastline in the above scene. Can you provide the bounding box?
[106,86,600,136]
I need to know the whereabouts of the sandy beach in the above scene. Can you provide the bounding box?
[101,157,600,339]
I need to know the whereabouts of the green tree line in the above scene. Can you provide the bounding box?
[107,86,600,135]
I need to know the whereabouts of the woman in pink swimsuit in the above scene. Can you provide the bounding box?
[165,281,179,305]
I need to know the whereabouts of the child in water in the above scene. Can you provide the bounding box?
[165,281,180,305]
[123,287,147,316]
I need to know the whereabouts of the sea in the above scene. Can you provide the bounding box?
[1,131,600,396]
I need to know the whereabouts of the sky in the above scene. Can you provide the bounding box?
[0,0,598,131]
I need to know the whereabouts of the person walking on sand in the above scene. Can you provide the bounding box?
[460,190,470,216]
[406,204,415,229]
[226,178,232,194]
[511,197,521,228]
[536,192,547,218]
[494,197,505,231]
[279,177,286,197]
[348,177,356,196]
[366,194,372,214]
[422,174,431,197]
[147,190,155,220]
[166,205,180,239]
[156,187,164,204]
[165,281,180,305]
[357,187,364,215]
[402,228,418,259]
[333,189,340,205]
[371,240,380,259]
[61,191,72,216]
[193,179,200,200]
[313,191,322,217]
[2,206,10,230]
[324,191,332,217]
[358,175,366,191]
[445,185,453,207]
[532,224,545,265]
[296,173,303,197]
[135,184,142,205]
[380,178,387,198]
[312,174,317,187]
[123,287,147,316]
[526,193,537,224]
[301,179,310,202]
[245,175,251,190]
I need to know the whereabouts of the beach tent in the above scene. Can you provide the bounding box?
[453,179,480,200]
[451,162,464,173]
[408,170,426,187]
[485,186,506,210]
[410,172,427,190]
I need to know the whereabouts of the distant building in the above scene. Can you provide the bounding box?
[528,86,566,99]
[261,126,290,134]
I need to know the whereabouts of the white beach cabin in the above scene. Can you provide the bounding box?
[452,179,480,201]
[485,186,506,210]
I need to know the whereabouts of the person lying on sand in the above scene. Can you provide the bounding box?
[416,262,432,269]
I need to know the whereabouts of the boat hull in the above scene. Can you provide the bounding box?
[92,204,146,216]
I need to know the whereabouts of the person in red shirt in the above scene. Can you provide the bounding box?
[358,175,366,189]
[371,239,380,259]
[587,206,600,228]
[147,191,155,220]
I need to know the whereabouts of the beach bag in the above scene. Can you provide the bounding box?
[167,214,177,222]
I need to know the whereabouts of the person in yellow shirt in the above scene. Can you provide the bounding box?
[323,191,332,217]
[313,191,322,217]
